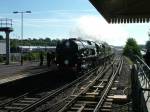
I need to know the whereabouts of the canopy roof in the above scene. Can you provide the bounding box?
[89,0,150,23]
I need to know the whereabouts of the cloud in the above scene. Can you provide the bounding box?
[13,17,77,28]
[70,15,129,46]
[34,9,96,14]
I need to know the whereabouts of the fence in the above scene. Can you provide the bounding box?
[131,56,150,112]
[0,18,12,28]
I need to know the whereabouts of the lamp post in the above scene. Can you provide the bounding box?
[13,11,31,65]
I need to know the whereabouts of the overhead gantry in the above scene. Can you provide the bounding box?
[0,18,13,64]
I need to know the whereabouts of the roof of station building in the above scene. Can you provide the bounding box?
[89,0,150,23]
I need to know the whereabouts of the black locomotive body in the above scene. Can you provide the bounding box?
[56,38,109,71]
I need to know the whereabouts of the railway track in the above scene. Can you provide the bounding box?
[0,65,103,112]
[58,56,123,112]
[37,64,107,112]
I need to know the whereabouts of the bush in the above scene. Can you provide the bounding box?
[123,38,142,60]
[23,52,40,61]
[0,56,3,62]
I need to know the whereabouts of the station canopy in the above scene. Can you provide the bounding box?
[89,0,150,23]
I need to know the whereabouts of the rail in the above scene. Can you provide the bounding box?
[0,67,99,112]
[94,58,123,112]
[58,56,122,112]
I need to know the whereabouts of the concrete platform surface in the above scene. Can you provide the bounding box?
[0,61,55,85]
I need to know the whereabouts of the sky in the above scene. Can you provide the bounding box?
[0,0,150,46]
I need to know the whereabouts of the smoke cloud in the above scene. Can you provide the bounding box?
[70,15,128,46]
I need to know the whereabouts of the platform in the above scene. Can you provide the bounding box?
[0,61,56,85]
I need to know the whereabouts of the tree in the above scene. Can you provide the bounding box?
[0,35,4,40]
[10,39,20,53]
[143,39,150,66]
[10,38,61,52]
[123,38,141,59]
[145,40,150,51]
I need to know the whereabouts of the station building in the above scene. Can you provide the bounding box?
[18,46,56,53]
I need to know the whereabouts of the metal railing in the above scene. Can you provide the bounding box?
[131,55,150,112]
[0,18,12,28]
[136,56,150,101]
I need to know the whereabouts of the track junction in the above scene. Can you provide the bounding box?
[0,56,132,112]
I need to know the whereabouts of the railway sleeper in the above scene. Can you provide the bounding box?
[77,104,85,112]
[98,79,108,82]
[4,106,24,110]
[100,108,112,112]
[77,101,98,104]
[73,102,96,108]
[101,105,112,111]
[93,85,104,89]
[70,107,94,112]
[12,102,29,106]
[78,95,100,101]
[0,98,38,110]
[86,92,99,95]
[112,95,128,103]
[107,95,127,100]
[23,97,39,101]
[111,87,117,90]
[18,100,36,103]
[66,95,77,102]
[102,102,113,109]
[87,87,102,91]
[105,98,113,102]
[80,87,86,90]
[103,102,113,105]
[114,80,119,83]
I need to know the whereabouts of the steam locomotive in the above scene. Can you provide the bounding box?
[56,38,112,71]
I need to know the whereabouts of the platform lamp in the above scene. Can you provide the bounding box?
[13,11,31,65]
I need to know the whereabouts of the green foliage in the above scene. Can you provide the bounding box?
[10,38,60,47]
[10,39,20,53]
[123,38,141,59]
[146,40,150,51]
[10,38,60,52]
[0,35,4,40]
[0,56,3,62]
[10,37,60,61]
[139,44,145,50]
[23,52,40,61]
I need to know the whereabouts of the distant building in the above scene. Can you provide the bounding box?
[18,46,56,53]
[0,40,6,55]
